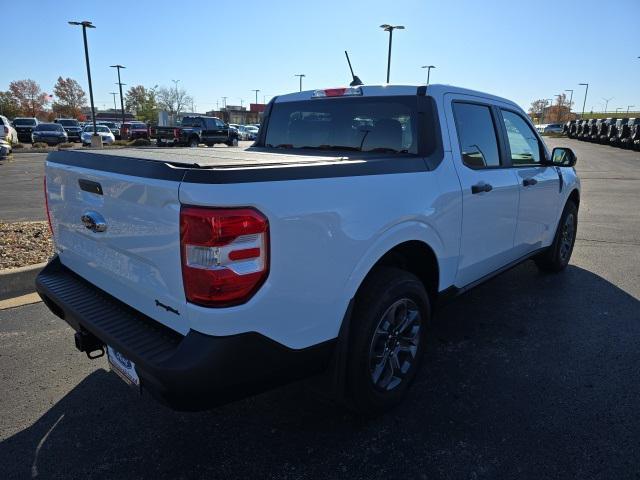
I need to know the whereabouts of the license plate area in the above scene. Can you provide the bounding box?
[107,346,140,389]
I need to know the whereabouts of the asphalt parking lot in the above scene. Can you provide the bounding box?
[0,139,639,479]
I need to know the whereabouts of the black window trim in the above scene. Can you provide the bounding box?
[497,107,550,168]
[451,99,511,170]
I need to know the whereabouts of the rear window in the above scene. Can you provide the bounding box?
[264,96,418,154]
[57,119,79,126]
[14,118,37,126]
[180,118,201,127]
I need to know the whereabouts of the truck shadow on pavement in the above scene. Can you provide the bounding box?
[1,263,639,479]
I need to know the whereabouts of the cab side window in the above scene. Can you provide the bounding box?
[452,102,501,168]
[215,119,226,128]
[500,110,542,165]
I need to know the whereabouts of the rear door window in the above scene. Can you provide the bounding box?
[452,102,501,168]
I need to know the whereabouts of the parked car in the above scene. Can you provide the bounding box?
[566,120,578,138]
[98,122,121,140]
[244,125,259,140]
[579,119,597,140]
[121,122,149,141]
[12,117,39,142]
[32,123,68,145]
[542,123,563,134]
[0,139,11,158]
[0,115,18,144]
[36,84,581,415]
[54,118,83,142]
[594,118,612,143]
[81,125,115,146]
[607,118,627,146]
[619,118,639,149]
[631,120,640,151]
[155,116,239,147]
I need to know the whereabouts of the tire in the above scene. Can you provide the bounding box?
[534,200,578,273]
[226,137,239,147]
[346,267,430,417]
[189,137,199,148]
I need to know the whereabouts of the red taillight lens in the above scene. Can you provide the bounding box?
[180,206,269,307]
[173,128,180,139]
[44,176,53,235]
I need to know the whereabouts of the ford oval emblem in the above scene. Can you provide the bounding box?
[81,210,107,233]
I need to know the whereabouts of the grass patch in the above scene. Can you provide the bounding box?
[12,143,25,149]
[31,142,49,149]
[128,138,151,147]
[57,143,75,149]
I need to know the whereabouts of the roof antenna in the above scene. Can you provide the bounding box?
[345,51,363,86]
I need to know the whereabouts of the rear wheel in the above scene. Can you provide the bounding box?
[347,267,430,417]
[226,137,239,147]
[189,137,199,148]
[534,200,577,272]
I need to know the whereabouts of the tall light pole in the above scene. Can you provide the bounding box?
[616,107,623,114]
[579,83,589,118]
[421,65,435,85]
[251,89,260,104]
[565,89,574,117]
[109,65,126,125]
[222,96,227,109]
[380,24,404,83]
[602,97,613,113]
[294,74,306,92]
[69,20,98,141]
[109,92,118,114]
[628,105,635,114]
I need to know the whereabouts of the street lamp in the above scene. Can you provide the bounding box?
[628,105,635,114]
[565,89,574,116]
[421,65,435,85]
[69,20,99,145]
[294,74,306,92]
[110,65,126,125]
[109,92,118,114]
[578,83,589,118]
[380,24,404,83]
[602,97,613,113]
[615,107,623,114]
[252,89,260,104]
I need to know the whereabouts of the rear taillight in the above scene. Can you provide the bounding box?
[173,128,180,139]
[44,176,53,235]
[180,206,269,307]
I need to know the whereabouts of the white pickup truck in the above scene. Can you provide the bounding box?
[36,84,580,415]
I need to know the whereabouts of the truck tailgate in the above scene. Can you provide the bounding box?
[45,158,188,335]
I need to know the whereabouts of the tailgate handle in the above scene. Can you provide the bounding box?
[78,179,103,195]
[81,211,107,233]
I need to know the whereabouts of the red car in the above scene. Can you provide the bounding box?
[121,122,150,141]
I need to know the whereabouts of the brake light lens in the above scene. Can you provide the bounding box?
[180,206,269,307]
[312,87,363,98]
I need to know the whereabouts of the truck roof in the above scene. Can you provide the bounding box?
[275,84,521,110]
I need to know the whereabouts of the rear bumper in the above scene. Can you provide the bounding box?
[36,256,335,411]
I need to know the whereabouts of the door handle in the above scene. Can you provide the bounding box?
[471,183,493,194]
[523,178,538,187]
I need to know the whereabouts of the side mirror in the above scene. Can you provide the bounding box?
[551,147,577,167]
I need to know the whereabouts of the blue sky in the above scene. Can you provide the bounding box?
[2,0,638,114]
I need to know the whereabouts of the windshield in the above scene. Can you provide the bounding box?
[264,96,418,153]
[57,119,79,126]
[84,125,110,133]
[35,124,63,132]
[100,122,117,128]
[14,118,37,126]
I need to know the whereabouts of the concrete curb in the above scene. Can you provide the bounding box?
[0,262,46,300]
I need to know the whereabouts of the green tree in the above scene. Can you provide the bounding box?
[0,91,21,118]
[52,77,87,119]
[125,85,158,122]
[9,79,49,118]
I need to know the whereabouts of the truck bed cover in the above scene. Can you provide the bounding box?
[46,146,433,184]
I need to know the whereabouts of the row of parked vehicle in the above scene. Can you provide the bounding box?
[565,118,640,149]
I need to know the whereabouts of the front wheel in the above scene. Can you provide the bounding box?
[189,137,199,148]
[347,267,430,417]
[226,137,239,147]
[535,200,578,272]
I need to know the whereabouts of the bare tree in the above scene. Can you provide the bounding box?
[157,85,193,116]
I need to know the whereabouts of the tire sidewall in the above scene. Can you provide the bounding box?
[551,201,578,268]
[348,269,430,415]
